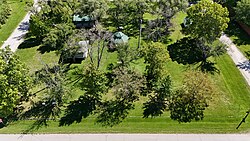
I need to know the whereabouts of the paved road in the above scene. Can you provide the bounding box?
[0,0,39,52]
[219,34,250,86]
[0,134,250,141]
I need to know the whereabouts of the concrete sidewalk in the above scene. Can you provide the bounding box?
[0,134,250,141]
[220,34,250,86]
[1,13,31,52]
[1,0,39,52]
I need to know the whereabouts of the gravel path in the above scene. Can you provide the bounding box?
[219,34,250,86]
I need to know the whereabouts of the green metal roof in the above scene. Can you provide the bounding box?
[111,32,129,44]
[73,15,91,22]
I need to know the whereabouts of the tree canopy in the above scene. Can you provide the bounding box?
[183,0,229,42]
[0,48,31,118]
[169,71,215,122]
[29,0,74,46]
[235,0,250,26]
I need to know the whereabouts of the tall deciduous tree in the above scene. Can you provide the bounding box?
[96,44,145,126]
[183,0,229,42]
[29,0,74,42]
[141,42,172,118]
[76,0,109,22]
[235,0,250,26]
[42,23,74,52]
[169,71,214,122]
[0,48,31,118]
[107,0,150,36]
[20,65,71,129]
[144,0,188,42]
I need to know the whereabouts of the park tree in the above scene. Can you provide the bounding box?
[183,0,229,42]
[96,67,145,126]
[96,43,145,126]
[76,0,109,23]
[107,0,150,37]
[0,0,11,28]
[29,0,74,42]
[235,0,250,26]
[20,64,72,130]
[169,71,214,122]
[141,42,172,118]
[0,48,32,119]
[144,0,188,42]
[42,23,74,52]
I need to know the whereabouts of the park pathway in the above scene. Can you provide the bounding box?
[0,134,250,141]
[0,0,39,52]
[219,34,250,86]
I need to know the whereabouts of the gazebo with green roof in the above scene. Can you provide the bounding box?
[108,31,129,51]
[73,15,95,28]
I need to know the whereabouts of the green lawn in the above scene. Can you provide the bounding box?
[1,11,250,134]
[0,0,29,47]
[1,54,250,134]
[16,46,59,73]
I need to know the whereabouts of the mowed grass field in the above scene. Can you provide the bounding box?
[0,0,29,47]
[1,12,250,134]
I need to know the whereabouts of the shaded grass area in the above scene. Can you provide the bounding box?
[0,0,29,47]
[225,21,250,58]
[1,12,250,134]
[16,46,59,73]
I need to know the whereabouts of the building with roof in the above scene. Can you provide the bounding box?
[73,15,95,28]
[108,31,129,51]
[59,41,89,64]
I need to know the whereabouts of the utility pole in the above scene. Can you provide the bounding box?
[236,110,250,129]
[138,19,142,49]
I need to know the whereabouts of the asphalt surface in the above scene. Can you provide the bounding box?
[0,134,250,141]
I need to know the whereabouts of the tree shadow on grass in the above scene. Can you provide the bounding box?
[168,37,220,74]
[20,101,59,134]
[168,37,203,65]
[198,61,219,74]
[18,37,41,49]
[37,45,58,54]
[236,60,250,72]
[59,95,97,126]
[224,21,250,46]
